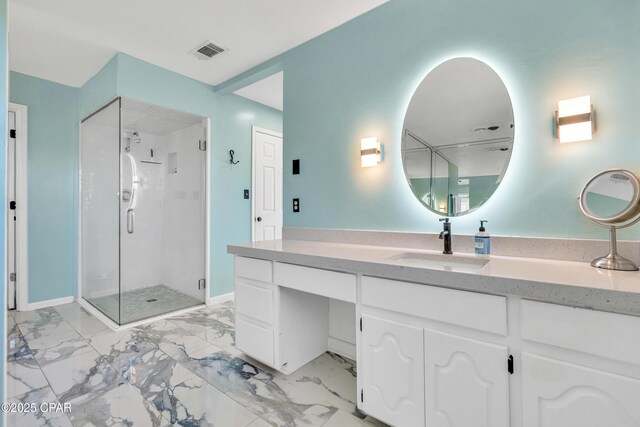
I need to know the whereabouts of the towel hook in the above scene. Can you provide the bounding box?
[229,149,239,165]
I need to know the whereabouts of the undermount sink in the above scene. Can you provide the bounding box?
[387,252,489,270]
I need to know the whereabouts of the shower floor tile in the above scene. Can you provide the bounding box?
[87,284,203,324]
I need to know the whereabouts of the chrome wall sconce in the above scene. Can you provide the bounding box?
[361,137,383,168]
[555,95,595,143]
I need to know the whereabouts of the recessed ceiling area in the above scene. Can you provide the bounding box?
[234,72,283,111]
[8,0,388,88]
[84,98,204,136]
[121,98,204,136]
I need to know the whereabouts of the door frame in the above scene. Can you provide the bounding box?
[8,102,29,311]
[251,126,283,242]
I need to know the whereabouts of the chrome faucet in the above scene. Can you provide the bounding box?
[439,218,452,254]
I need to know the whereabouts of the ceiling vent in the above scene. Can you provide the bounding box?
[191,41,226,60]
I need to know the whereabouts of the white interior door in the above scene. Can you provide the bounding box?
[252,127,283,242]
[7,110,16,310]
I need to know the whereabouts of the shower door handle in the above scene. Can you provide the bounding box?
[127,208,135,234]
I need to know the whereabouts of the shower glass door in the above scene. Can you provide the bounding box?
[81,97,206,326]
[118,98,206,323]
[80,98,122,323]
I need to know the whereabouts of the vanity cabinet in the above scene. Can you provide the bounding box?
[233,255,640,427]
[424,329,510,427]
[234,257,277,366]
[522,354,640,427]
[359,276,510,427]
[234,256,357,374]
[360,315,425,427]
[520,300,640,427]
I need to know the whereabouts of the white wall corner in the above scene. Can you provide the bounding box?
[328,336,356,360]
[209,292,235,306]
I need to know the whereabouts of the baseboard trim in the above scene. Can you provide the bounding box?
[328,336,356,360]
[209,292,234,306]
[26,296,75,311]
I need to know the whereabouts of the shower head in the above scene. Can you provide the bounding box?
[132,132,142,144]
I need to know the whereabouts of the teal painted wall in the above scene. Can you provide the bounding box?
[282,0,640,240]
[0,0,7,410]
[410,175,500,215]
[78,55,118,117]
[11,53,281,302]
[585,192,631,218]
[9,73,79,303]
[466,175,500,209]
[115,54,282,297]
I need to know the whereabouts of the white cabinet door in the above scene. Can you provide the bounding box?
[522,353,640,427]
[424,329,510,427]
[360,314,425,427]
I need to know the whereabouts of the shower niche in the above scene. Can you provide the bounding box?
[80,97,207,326]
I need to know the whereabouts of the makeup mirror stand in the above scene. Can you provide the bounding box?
[592,224,639,271]
[579,169,640,271]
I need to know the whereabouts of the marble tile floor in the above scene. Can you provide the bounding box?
[6,300,388,427]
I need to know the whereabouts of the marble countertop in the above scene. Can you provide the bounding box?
[228,239,640,316]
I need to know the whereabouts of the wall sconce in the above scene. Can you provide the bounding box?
[555,95,594,143]
[361,137,382,168]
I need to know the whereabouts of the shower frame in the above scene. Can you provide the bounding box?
[76,96,212,330]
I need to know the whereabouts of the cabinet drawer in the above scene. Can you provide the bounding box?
[235,318,274,366]
[235,280,274,324]
[235,256,272,283]
[521,300,640,365]
[274,262,356,303]
[361,276,507,335]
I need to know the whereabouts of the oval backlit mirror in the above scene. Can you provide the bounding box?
[402,57,514,216]
[579,169,640,271]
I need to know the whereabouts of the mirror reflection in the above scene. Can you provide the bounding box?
[583,171,636,219]
[579,169,640,271]
[402,58,514,216]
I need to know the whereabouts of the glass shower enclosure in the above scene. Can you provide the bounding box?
[80,97,207,325]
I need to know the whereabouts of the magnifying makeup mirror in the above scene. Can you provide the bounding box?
[579,169,640,271]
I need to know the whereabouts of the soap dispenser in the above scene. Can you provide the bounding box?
[475,220,490,256]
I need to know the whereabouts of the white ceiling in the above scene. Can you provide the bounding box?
[234,72,283,111]
[8,0,387,88]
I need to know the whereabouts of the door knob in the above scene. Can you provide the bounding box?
[256,217,262,222]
